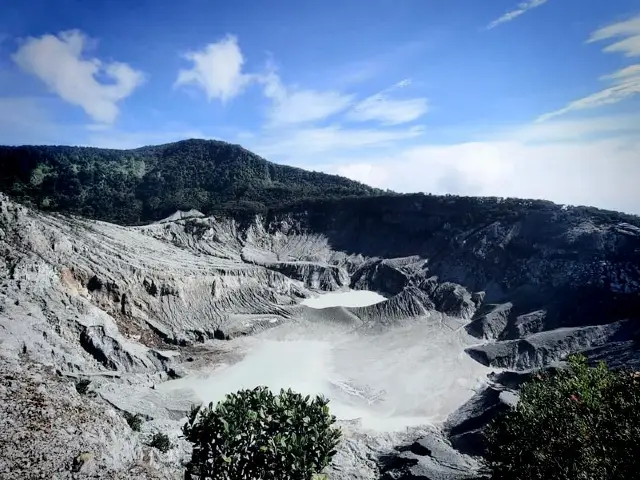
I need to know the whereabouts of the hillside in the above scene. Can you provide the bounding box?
[0,139,380,224]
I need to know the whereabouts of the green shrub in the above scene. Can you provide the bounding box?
[148,432,172,453]
[485,354,640,480]
[182,386,342,480]
[124,412,144,432]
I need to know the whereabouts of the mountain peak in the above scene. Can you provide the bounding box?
[0,141,380,224]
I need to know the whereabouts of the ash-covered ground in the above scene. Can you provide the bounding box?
[1,192,639,479]
[159,291,491,433]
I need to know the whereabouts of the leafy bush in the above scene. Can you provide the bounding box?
[485,355,640,480]
[148,432,172,453]
[124,412,144,432]
[182,386,342,480]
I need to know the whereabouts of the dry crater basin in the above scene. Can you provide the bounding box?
[158,289,491,432]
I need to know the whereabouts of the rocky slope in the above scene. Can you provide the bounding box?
[270,195,640,361]
[1,189,639,479]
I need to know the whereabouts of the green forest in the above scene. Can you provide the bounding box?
[2,138,639,230]
[0,139,381,224]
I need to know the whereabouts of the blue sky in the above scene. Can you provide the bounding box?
[1,0,639,213]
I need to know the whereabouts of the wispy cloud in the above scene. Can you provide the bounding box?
[346,79,428,125]
[588,16,640,57]
[486,0,550,30]
[508,114,640,142]
[175,37,353,125]
[536,71,640,122]
[12,30,145,124]
[251,124,424,159]
[174,37,426,127]
[330,40,427,87]
[233,33,638,215]
[537,16,640,122]
[260,62,353,126]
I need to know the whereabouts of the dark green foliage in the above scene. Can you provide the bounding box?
[0,139,379,224]
[182,386,342,480]
[75,379,91,395]
[2,139,638,236]
[124,412,144,432]
[148,432,172,453]
[485,355,640,480]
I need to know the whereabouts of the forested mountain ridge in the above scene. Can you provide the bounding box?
[0,139,381,224]
[2,138,639,231]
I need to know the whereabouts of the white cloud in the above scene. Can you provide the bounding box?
[588,16,640,57]
[346,79,428,125]
[331,142,516,193]
[536,72,640,122]
[329,138,640,215]
[395,78,412,88]
[174,37,353,124]
[486,0,549,29]
[602,64,640,80]
[246,65,638,216]
[12,30,144,124]
[175,35,254,102]
[538,16,640,122]
[251,124,424,159]
[268,90,352,125]
[288,115,640,215]
[260,64,353,125]
[508,114,640,142]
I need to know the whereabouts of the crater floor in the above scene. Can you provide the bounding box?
[158,291,491,433]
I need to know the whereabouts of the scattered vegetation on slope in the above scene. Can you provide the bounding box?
[148,432,172,453]
[182,386,341,480]
[124,412,144,432]
[485,355,640,480]
[0,139,380,224]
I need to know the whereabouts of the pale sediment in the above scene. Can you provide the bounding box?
[1,192,639,479]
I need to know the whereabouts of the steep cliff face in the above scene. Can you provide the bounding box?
[1,191,639,479]
[263,195,640,368]
[268,195,640,296]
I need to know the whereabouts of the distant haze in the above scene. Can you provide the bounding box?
[298,131,640,216]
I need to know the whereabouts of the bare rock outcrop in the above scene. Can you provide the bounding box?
[0,358,181,479]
